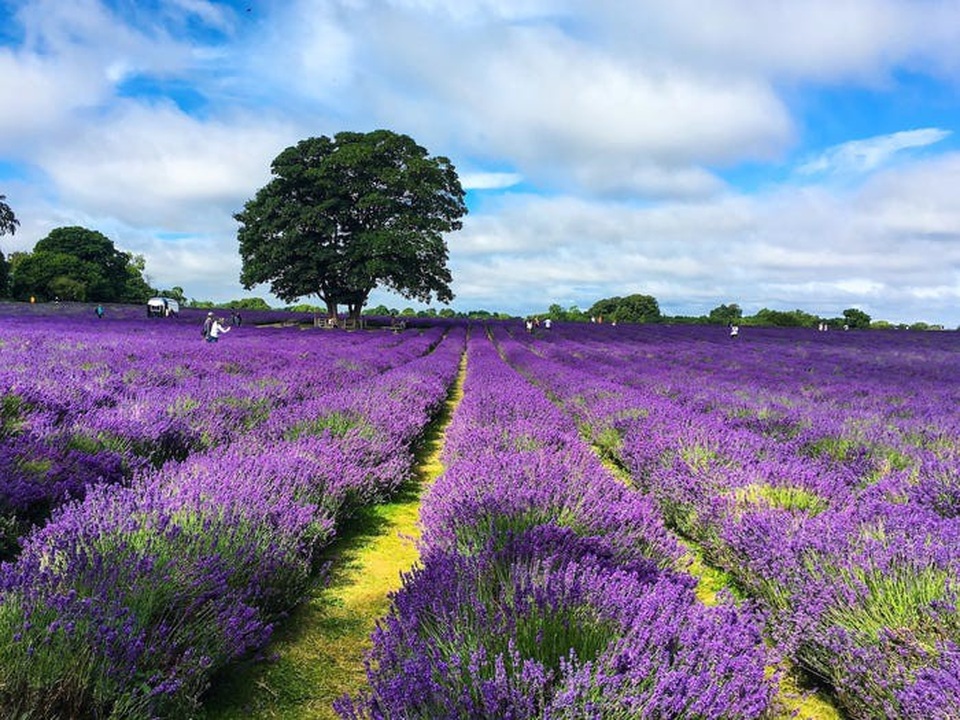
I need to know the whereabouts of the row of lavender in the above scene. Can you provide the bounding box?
[339,330,779,718]
[495,322,960,719]
[0,306,464,718]
[0,305,444,551]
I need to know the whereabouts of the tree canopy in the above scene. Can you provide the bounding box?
[235,130,467,321]
[842,307,871,329]
[0,194,18,297]
[708,303,743,324]
[9,226,154,303]
[589,293,661,324]
[0,194,17,238]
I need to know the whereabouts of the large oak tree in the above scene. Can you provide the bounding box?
[235,130,467,322]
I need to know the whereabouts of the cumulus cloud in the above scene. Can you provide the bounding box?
[31,102,294,228]
[592,0,960,82]
[442,149,960,323]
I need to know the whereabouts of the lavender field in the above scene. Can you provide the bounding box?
[1,303,958,719]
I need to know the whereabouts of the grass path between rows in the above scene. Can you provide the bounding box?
[498,331,844,720]
[202,354,467,720]
[594,448,843,720]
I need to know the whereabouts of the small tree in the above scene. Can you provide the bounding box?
[11,227,154,303]
[614,293,661,324]
[588,296,621,320]
[842,307,871,329]
[588,294,660,324]
[708,303,743,325]
[236,130,467,323]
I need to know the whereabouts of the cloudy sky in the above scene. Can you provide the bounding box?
[2,0,960,325]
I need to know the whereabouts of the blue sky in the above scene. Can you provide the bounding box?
[3,0,960,325]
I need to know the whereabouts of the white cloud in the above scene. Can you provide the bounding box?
[797,128,952,176]
[32,101,296,229]
[442,150,960,323]
[592,0,960,82]
[460,172,523,190]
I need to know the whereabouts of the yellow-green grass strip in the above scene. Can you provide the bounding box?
[202,354,466,719]
[588,430,842,719]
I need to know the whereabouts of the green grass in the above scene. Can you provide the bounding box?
[200,492,425,720]
[201,355,465,720]
[585,420,844,720]
[731,483,829,516]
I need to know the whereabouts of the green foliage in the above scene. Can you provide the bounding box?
[223,297,271,310]
[752,307,821,327]
[0,194,18,237]
[825,564,954,643]
[1,393,27,436]
[708,303,743,324]
[588,293,661,324]
[0,251,9,298]
[732,483,828,516]
[592,425,623,458]
[157,286,186,303]
[10,227,154,303]
[545,303,589,323]
[236,130,467,321]
[49,274,88,302]
[283,302,325,314]
[284,411,373,441]
[475,558,618,678]
[12,251,89,301]
[843,307,872,329]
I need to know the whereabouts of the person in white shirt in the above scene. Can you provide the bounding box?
[207,317,231,342]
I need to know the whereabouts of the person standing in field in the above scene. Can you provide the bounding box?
[95,305,104,319]
[202,312,215,340]
[207,317,231,343]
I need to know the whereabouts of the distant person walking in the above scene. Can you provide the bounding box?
[95,305,104,319]
[206,316,231,343]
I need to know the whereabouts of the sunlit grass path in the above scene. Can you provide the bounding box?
[591,445,842,720]
[202,354,466,720]
[498,331,844,720]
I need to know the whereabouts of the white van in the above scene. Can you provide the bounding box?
[146,297,180,317]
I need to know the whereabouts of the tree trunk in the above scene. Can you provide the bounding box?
[345,290,369,327]
[347,301,363,325]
